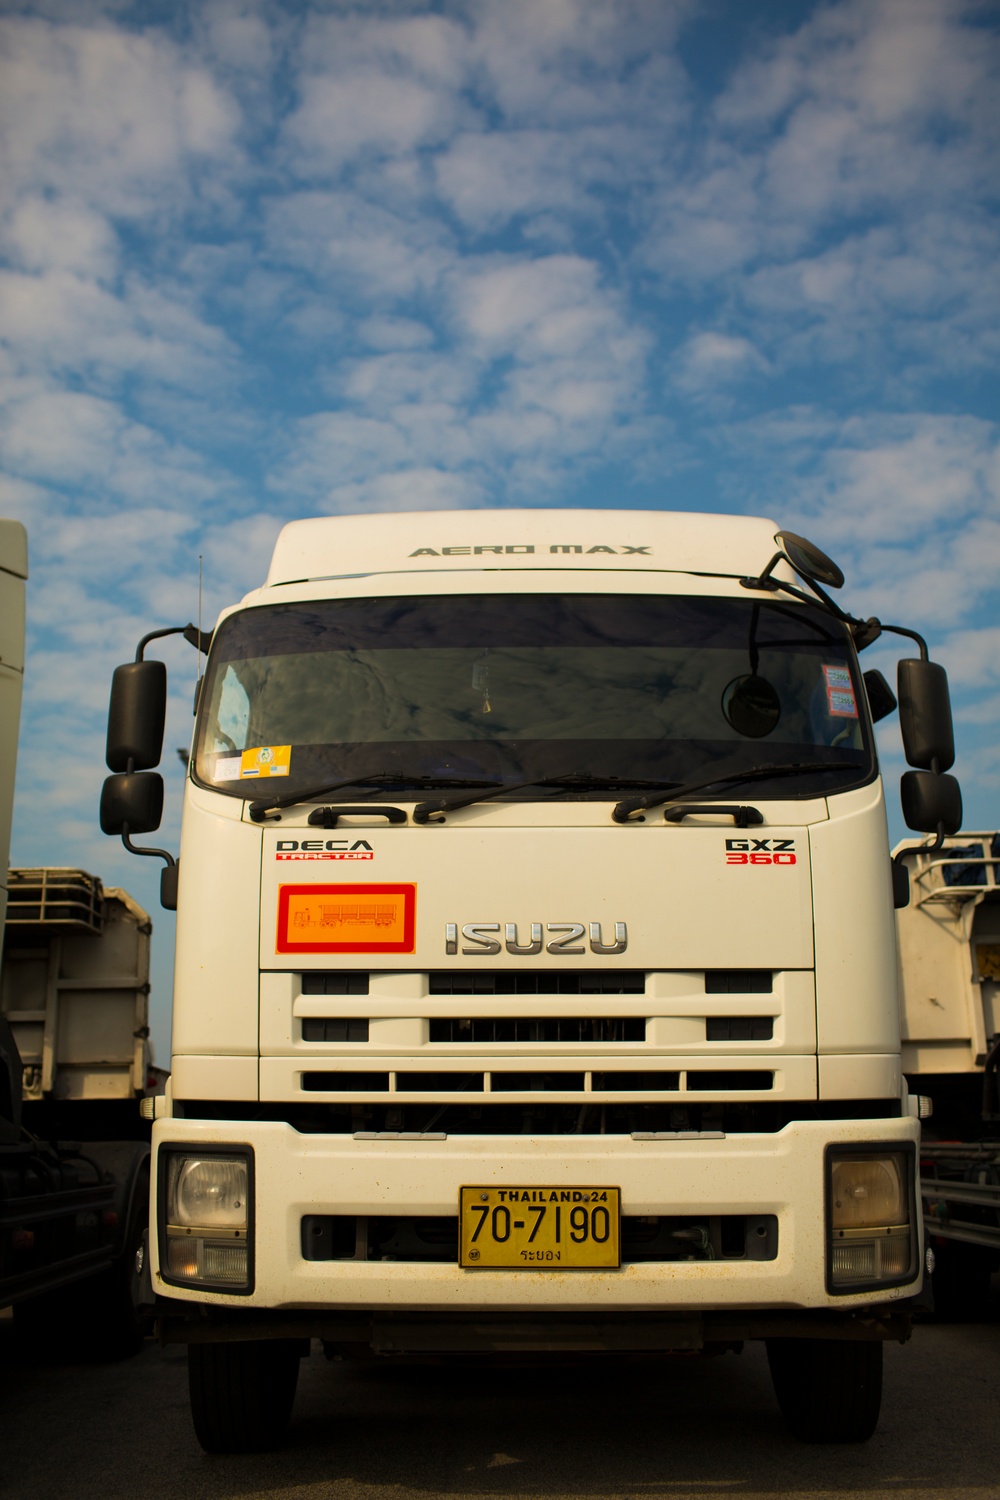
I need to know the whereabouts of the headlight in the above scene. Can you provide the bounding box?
[169,1157,247,1228]
[159,1149,253,1293]
[826,1147,916,1295]
[831,1156,904,1229]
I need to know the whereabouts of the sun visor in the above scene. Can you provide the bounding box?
[264,509,785,586]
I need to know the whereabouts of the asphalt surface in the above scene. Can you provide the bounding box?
[1,1285,998,1500]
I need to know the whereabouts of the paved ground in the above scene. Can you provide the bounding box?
[1,1283,998,1500]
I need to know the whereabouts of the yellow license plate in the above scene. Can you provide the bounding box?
[459,1186,621,1269]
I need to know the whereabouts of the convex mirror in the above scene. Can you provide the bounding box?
[774,531,845,590]
[900,770,962,835]
[897,659,954,771]
[722,675,781,738]
[100,771,164,836]
[106,660,167,772]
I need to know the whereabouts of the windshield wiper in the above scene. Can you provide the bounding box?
[248,774,496,823]
[612,761,863,823]
[412,773,681,825]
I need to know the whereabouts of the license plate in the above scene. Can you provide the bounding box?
[459,1186,621,1269]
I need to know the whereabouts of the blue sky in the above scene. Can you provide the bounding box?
[2,0,998,1061]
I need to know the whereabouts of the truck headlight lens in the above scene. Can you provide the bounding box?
[831,1156,904,1229]
[160,1149,253,1293]
[169,1157,247,1228]
[826,1147,916,1294]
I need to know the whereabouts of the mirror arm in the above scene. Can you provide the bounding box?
[876,623,929,662]
[748,550,783,587]
[740,569,855,624]
[800,575,853,622]
[121,823,176,867]
[136,623,211,662]
[742,576,933,666]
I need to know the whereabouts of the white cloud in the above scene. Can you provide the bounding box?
[0,17,243,214]
[641,0,1000,385]
[0,384,225,502]
[798,414,999,549]
[468,0,692,128]
[435,121,661,237]
[1,196,119,280]
[319,467,486,515]
[674,332,770,391]
[936,628,1000,693]
[283,11,472,174]
[197,0,276,77]
[451,254,643,367]
[358,316,435,351]
[336,350,471,412]
[264,190,452,301]
[0,268,237,392]
[710,409,1000,661]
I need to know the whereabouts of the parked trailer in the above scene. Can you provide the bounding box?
[0,522,154,1357]
[0,870,155,1356]
[895,832,1000,1315]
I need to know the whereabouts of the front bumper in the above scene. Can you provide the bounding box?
[149,1115,921,1314]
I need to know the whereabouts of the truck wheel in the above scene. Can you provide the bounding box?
[766,1337,882,1443]
[78,1164,152,1361]
[188,1339,301,1453]
[931,1238,995,1320]
[12,1191,150,1362]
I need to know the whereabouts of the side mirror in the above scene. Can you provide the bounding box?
[774,531,845,589]
[900,771,962,835]
[897,659,954,771]
[862,668,897,724]
[106,661,167,772]
[100,772,164,836]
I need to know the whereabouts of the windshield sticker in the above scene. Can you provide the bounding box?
[277,883,416,954]
[822,665,858,718]
[240,745,291,779]
[214,756,243,782]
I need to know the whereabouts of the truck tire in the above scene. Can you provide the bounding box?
[12,1181,150,1362]
[188,1339,301,1453]
[766,1337,882,1443]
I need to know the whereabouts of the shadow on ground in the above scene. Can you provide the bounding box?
[0,1278,997,1500]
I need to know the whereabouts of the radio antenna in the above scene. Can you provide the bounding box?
[197,554,204,684]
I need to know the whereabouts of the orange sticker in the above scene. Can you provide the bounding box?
[277,883,416,954]
[240,744,291,778]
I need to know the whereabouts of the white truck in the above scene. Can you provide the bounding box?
[101,509,963,1449]
[0,522,153,1357]
[894,832,1000,1315]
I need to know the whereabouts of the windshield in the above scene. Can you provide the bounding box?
[193,594,873,801]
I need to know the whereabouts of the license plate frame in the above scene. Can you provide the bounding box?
[459,1186,621,1269]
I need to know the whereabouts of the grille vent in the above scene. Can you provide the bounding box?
[706,1017,773,1042]
[705,971,772,994]
[429,972,645,996]
[687,1070,773,1091]
[429,1019,645,1044]
[302,972,370,996]
[302,1019,370,1042]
